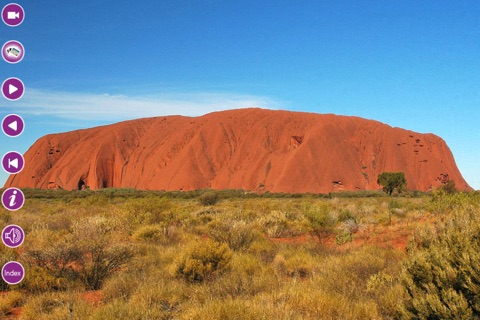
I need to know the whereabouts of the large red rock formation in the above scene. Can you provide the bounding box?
[4,108,471,193]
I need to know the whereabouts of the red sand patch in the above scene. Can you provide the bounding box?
[82,290,103,306]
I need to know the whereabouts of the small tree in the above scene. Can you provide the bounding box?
[377,172,406,196]
[440,180,457,194]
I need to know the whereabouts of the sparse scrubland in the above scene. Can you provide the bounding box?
[0,189,479,319]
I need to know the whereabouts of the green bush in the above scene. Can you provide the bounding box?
[399,198,480,318]
[176,239,233,283]
[304,202,336,243]
[335,228,353,245]
[199,191,219,206]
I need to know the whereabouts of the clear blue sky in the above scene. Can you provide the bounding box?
[1,1,479,189]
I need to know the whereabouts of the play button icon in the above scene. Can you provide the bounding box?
[2,114,24,137]
[9,84,18,94]
[2,77,24,100]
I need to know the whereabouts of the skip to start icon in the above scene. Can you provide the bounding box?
[2,151,24,174]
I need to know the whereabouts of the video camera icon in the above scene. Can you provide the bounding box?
[2,4,25,27]
[7,12,19,20]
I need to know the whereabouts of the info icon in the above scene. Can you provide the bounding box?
[1,188,24,211]
[2,225,24,248]
[2,3,25,27]
[2,151,24,174]
[2,261,24,285]
[2,40,24,64]
[2,78,24,101]
[2,114,25,137]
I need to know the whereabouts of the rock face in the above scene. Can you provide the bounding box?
[4,108,471,193]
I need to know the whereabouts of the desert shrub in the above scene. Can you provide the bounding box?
[74,237,134,290]
[176,239,233,283]
[338,220,360,244]
[21,265,65,292]
[366,271,405,318]
[440,180,458,194]
[209,254,275,299]
[304,202,336,243]
[199,191,219,206]
[123,196,175,226]
[24,217,133,291]
[23,230,81,286]
[399,199,480,318]
[208,219,258,252]
[133,224,181,245]
[258,210,292,238]
[338,208,356,222]
[335,228,353,245]
[343,218,360,233]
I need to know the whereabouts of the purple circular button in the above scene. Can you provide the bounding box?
[2,261,24,285]
[2,40,24,64]
[1,225,24,248]
[2,151,24,174]
[1,188,24,211]
[2,78,25,101]
[2,114,24,137]
[2,3,25,27]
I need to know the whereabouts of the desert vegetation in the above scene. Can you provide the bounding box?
[0,188,478,319]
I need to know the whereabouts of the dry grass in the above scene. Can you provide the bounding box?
[0,189,472,319]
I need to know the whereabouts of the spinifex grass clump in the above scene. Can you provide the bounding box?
[175,239,233,283]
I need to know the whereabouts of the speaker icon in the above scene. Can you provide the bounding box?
[5,228,20,243]
[2,225,24,248]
